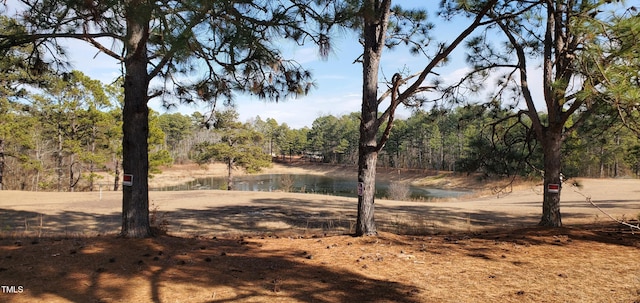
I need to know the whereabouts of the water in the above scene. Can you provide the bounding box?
[152,174,469,200]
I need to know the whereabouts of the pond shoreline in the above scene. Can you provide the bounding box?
[150,161,531,195]
[150,172,471,200]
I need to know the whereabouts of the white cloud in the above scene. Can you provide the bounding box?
[291,46,321,65]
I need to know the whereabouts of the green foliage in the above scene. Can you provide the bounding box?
[149,149,173,175]
[20,70,117,191]
[583,8,640,135]
[307,114,358,164]
[149,111,173,173]
[0,63,176,190]
[157,113,193,149]
[193,109,271,189]
[1,0,340,105]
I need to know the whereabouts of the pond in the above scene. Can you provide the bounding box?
[152,174,469,200]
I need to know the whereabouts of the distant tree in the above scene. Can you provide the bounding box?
[194,109,271,190]
[30,70,109,191]
[382,119,408,168]
[148,111,173,174]
[308,115,341,162]
[626,144,640,176]
[102,81,125,191]
[276,124,294,161]
[157,113,193,152]
[288,127,310,159]
[82,107,116,191]
[0,16,47,190]
[252,117,298,160]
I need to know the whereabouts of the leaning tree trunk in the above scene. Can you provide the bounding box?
[121,3,152,238]
[539,129,563,227]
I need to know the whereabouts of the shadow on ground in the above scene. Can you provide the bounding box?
[0,235,423,303]
[0,195,628,239]
[1,203,639,302]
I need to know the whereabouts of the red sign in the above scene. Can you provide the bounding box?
[547,183,560,193]
[123,174,133,186]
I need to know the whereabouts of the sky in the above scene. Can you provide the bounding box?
[9,1,632,129]
[56,8,471,129]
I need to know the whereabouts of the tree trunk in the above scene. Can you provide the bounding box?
[355,1,385,236]
[226,159,233,190]
[356,144,378,236]
[113,158,120,191]
[69,155,75,192]
[56,128,63,192]
[89,160,95,192]
[89,126,97,192]
[599,145,605,178]
[121,3,152,238]
[0,139,4,190]
[539,129,563,227]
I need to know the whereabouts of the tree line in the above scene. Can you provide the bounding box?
[3,67,638,193]
[0,69,173,192]
[203,105,640,180]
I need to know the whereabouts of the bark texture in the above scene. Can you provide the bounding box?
[121,2,152,238]
[355,0,391,236]
[539,129,563,227]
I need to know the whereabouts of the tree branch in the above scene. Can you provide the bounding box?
[395,0,499,103]
[376,72,403,152]
[496,19,544,139]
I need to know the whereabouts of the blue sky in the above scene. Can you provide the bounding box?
[4,1,577,128]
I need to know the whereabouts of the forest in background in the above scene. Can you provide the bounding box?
[2,68,639,192]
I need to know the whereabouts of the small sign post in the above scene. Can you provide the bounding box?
[547,183,560,193]
[123,174,133,187]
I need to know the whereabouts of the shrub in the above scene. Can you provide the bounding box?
[387,181,410,201]
[280,175,294,192]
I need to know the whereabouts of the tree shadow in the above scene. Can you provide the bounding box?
[0,208,120,236]
[0,234,422,303]
[2,193,634,241]
[1,194,639,302]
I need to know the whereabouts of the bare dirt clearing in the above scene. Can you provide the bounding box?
[0,164,639,302]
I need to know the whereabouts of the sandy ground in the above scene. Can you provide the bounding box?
[0,163,638,237]
[1,164,640,303]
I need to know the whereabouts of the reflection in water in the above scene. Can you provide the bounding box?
[153,174,469,200]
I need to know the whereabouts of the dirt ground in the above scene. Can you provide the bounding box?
[0,163,639,302]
